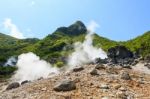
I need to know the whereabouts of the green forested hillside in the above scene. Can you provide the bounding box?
[0,33,39,63]
[0,21,150,79]
[0,21,150,67]
[124,31,150,57]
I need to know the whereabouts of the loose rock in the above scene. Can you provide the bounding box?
[72,66,84,72]
[21,80,30,85]
[95,64,105,70]
[120,71,131,80]
[114,84,121,89]
[90,69,98,75]
[6,82,20,90]
[119,87,127,91]
[53,80,76,91]
[100,84,109,89]
[116,91,127,99]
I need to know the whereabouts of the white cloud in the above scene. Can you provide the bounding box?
[3,18,24,39]
[30,1,35,6]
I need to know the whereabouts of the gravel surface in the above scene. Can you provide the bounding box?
[0,63,150,99]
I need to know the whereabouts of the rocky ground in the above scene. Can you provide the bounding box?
[0,61,150,99]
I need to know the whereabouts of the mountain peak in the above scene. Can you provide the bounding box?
[72,21,86,28]
[54,21,87,36]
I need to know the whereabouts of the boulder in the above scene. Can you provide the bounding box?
[94,58,108,64]
[113,84,121,89]
[107,46,133,64]
[95,64,105,70]
[90,69,98,75]
[107,46,133,59]
[54,80,76,91]
[6,82,20,90]
[72,66,84,72]
[21,80,30,85]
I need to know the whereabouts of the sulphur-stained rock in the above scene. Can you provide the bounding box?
[6,82,20,90]
[120,71,131,80]
[72,66,84,72]
[53,80,76,91]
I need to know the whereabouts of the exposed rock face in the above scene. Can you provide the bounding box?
[6,82,20,90]
[53,80,76,91]
[107,46,134,65]
[55,21,87,36]
[68,21,87,35]
[107,46,133,59]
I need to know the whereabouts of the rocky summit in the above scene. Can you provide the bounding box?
[0,60,150,99]
[55,21,87,36]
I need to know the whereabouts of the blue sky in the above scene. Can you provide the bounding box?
[0,0,149,41]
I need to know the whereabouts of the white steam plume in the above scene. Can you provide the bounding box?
[3,18,24,39]
[12,52,58,82]
[4,56,17,66]
[68,21,107,68]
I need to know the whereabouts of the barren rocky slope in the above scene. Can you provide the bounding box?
[0,62,150,99]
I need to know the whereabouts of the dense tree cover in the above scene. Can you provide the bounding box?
[0,66,17,79]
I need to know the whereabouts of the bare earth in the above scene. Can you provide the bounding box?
[0,62,150,99]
